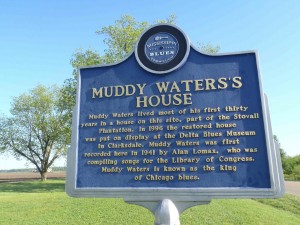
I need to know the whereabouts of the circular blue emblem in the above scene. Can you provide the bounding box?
[144,32,179,65]
[135,24,190,74]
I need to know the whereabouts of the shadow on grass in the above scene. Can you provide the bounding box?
[0,179,65,193]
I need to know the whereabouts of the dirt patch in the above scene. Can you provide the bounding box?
[0,171,66,183]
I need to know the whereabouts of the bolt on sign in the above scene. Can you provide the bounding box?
[66,24,284,202]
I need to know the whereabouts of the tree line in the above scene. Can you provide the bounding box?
[276,136,300,181]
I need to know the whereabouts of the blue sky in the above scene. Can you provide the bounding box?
[0,0,299,169]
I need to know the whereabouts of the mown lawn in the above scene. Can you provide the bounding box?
[0,180,299,225]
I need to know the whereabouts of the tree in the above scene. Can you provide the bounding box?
[0,85,71,181]
[70,48,104,78]
[292,164,300,180]
[95,15,150,64]
[273,135,287,160]
[70,14,219,78]
[285,155,300,175]
[273,135,300,180]
[198,42,220,54]
[274,135,290,174]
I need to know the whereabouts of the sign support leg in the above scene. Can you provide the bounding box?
[125,199,210,225]
[154,199,180,225]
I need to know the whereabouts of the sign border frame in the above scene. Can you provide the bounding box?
[66,44,285,201]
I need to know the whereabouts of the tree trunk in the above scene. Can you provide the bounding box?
[40,172,47,181]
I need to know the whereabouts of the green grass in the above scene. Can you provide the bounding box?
[255,194,300,216]
[0,180,300,225]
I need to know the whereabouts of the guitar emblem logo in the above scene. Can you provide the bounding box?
[135,24,190,74]
[144,32,179,65]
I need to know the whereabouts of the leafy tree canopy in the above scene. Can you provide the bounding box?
[0,85,71,181]
[274,135,300,180]
[70,14,220,78]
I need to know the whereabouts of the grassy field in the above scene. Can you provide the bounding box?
[0,180,300,225]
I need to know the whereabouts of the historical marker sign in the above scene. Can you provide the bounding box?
[66,24,284,201]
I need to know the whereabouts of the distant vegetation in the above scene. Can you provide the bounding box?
[0,167,66,173]
[275,136,300,181]
[282,155,300,181]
